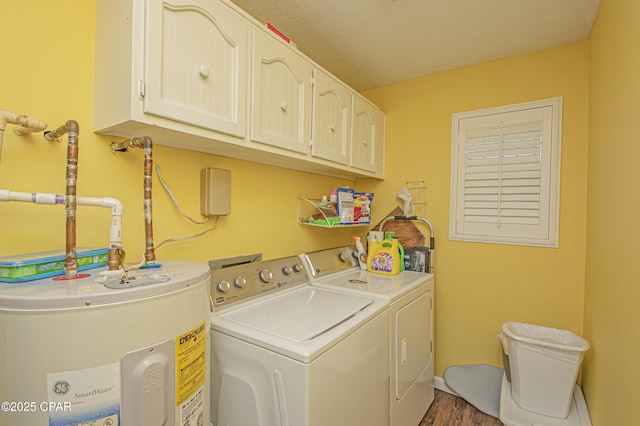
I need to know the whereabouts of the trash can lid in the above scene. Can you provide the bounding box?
[501,321,590,352]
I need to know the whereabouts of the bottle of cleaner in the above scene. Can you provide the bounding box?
[330,188,338,204]
[353,236,368,270]
[367,233,401,275]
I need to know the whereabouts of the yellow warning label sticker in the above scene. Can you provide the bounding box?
[175,321,207,406]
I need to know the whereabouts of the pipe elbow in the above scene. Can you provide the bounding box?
[103,197,124,215]
[0,115,7,131]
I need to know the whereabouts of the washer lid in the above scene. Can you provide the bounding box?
[312,269,434,301]
[220,286,374,342]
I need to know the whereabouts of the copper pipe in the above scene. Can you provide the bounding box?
[44,121,79,279]
[141,137,156,264]
[107,248,121,271]
[116,137,156,264]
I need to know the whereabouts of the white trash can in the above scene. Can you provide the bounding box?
[496,332,512,383]
[501,321,590,419]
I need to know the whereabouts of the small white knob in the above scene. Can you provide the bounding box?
[200,65,210,78]
[329,124,336,132]
[282,266,293,276]
[259,269,273,283]
[280,102,288,112]
[234,276,246,288]
[362,139,367,146]
[217,280,231,293]
[293,263,304,273]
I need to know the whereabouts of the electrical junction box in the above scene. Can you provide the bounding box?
[200,168,231,216]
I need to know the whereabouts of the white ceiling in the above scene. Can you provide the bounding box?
[230,0,601,92]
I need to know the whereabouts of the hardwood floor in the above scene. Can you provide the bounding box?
[420,389,505,426]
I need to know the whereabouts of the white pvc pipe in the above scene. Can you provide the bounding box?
[0,189,63,204]
[77,196,124,252]
[0,111,47,165]
[0,111,47,132]
[0,189,124,264]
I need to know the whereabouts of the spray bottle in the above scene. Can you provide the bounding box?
[353,236,368,270]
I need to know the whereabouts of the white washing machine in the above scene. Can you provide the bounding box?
[0,260,211,426]
[301,246,435,426]
[208,255,390,426]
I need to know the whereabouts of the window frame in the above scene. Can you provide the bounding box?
[449,97,562,248]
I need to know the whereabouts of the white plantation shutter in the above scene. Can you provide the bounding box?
[450,98,561,247]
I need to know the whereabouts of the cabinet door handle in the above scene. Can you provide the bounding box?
[362,139,368,146]
[280,102,288,112]
[199,65,210,78]
[329,124,336,132]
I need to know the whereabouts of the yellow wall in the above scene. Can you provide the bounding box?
[0,0,367,263]
[583,0,640,423]
[6,1,631,424]
[364,42,589,374]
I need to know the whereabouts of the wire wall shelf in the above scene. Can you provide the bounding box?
[297,197,369,228]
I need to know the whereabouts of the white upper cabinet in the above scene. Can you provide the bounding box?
[351,96,385,174]
[311,69,351,165]
[94,0,248,139]
[94,0,384,179]
[250,28,313,154]
[145,0,248,137]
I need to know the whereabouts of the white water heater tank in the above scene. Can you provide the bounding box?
[0,260,210,426]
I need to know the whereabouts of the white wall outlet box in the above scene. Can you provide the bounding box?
[200,168,231,216]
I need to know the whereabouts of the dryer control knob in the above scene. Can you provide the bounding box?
[282,266,293,275]
[234,276,246,288]
[259,269,273,283]
[292,263,304,273]
[338,251,349,263]
[217,280,231,293]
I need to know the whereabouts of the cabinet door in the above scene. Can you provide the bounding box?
[251,29,313,154]
[145,0,248,138]
[351,96,385,174]
[311,69,351,165]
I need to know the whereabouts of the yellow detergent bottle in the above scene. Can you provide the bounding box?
[367,235,401,275]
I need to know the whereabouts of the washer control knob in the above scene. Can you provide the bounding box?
[259,269,273,283]
[217,280,231,293]
[234,276,247,288]
[338,251,349,263]
[293,263,304,273]
[282,266,293,276]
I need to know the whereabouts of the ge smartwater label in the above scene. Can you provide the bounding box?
[46,363,120,426]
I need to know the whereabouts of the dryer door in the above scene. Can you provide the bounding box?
[395,291,432,399]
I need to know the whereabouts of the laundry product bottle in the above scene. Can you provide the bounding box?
[395,237,405,272]
[367,233,401,275]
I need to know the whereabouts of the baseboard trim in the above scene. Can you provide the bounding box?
[434,375,460,397]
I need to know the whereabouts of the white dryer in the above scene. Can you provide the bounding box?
[208,255,390,426]
[302,247,435,426]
